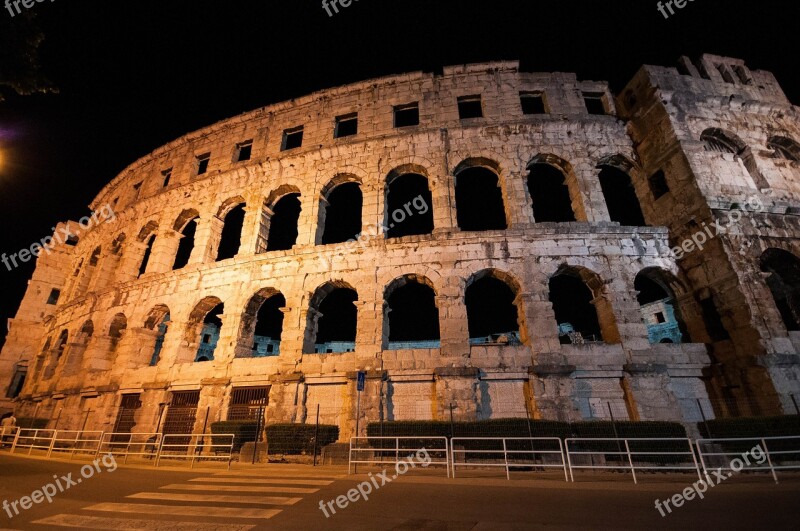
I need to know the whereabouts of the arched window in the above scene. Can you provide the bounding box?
[549,267,615,344]
[465,271,521,345]
[173,210,199,270]
[634,268,689,344]
[187,300,224,362]
[108,313,128,351]
[701,128,768,189]
[216,202,246,261]
[455,161,507,231]
[760,249,800,331]
[136,221,158,277]
[238,289,286,357]
[262,188,302,252]
[384,275,440,349]
[597,157,646,226]
[144,305,171,366]
[385,167,434,238]
[44,330,69,380]
[767,136,800,162]
[318,178,362,245]
[527,156,576,222]
[305,282,358,353]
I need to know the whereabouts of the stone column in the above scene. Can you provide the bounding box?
[145,229,182,274]
[503,170,531,228]
[190,216,224,265]
[355,299,382,361]
[116,240,149,283]
[436,292,470,360]
[238,202,261,257]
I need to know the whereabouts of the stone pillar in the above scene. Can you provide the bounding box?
[87,250,120,292]
[190,216,224,265]
[570,164,607,223]
[503,170,531,228]
[361,181,383,238]
[521,276,562,355]
[296,192,320,247]
[355,299,382,360]
[431,172,458,233]
[436,292,470,360]
[116,240,149,283]
[238,202,261,257]
[145,229,182,274]
[434,367,480,421]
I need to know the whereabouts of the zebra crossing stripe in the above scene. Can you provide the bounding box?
[31,514,256,530]
[160,483,318,494]
[190,477,333,486]
[84,502,281,519]
[127,492,302,505]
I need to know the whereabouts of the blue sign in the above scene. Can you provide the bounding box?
[357,371,366,392]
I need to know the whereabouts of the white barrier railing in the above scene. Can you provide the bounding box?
[450,437,568,481]
[98,433,162,463]
[155,433,234,469]
[349,436,450,477]
[696,436,800,484]
[10,429,57,455]
[47,430,104,459]
[0,426,19,448]
[565,438,701,484]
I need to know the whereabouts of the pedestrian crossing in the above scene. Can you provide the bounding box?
[31,470,342,530]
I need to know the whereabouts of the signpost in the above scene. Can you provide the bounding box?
[355,371,366,473]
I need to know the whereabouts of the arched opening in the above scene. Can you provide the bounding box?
[549,270,604,344]
[306,283,358,353]
[239,289,286,357]
[189,300,224,362]
[701,128,768,189]
[455,164,507,231]
[634,269,689,344]
[760,249,800,332]
[108,313,127,351]
[136,221,158,277]
[145,305,171,366]
[216,203,246,261]
[527,158,576,222]
[384,275,440,349]
[319,180,362,245]
[385,170,434,238]
[43,330,69,380]
[266,193,301,252]
[172,211,199,270]
[78,320,95,343]
[597,163,646,226]
[465,271,521,345]
[767,136,800,162]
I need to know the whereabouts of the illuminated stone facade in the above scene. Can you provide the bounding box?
[1,54,798,437]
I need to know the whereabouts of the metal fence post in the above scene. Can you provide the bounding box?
[503,438,510,480]
[47,430,58,458]
[624,439,637,484]
[762,438,778,484]
[697,399,711,437]
[565,439,575,482]
[313,404,320,467]
[10,428,21,453]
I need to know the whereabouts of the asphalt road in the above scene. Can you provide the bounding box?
[0,455,798,530]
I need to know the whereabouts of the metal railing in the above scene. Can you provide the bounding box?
[565,438,701,484]
[97,432,162,463]
[10,429,57,455]
[349,436,450,477]
[155,433,234,469]
[696,436,800,484]
[0,426,19,448]
[47,430,104,459]
[450,437,568,481]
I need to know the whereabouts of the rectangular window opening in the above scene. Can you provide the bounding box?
[520,91,548,114]
[46,289,61,305]
[196,153,211,176]
[162,168,173,188]
[458,95,483,119]
[334,113,358,138]
[582,92,607,115]
[282,126,304,150]
[648,170,670,199]
[235,140,253,162]
[394,103,420,127]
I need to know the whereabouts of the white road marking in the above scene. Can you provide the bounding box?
[84,502,281,519]
[160,483,318,494]
[31,514,256,530]
[127,491,302,505]
[190,477,333,486]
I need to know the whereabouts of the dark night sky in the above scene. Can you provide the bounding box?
[0,0,798,348]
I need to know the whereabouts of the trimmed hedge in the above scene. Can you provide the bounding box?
[697,415,800,438]
[210,420,259,452]
[265,423,339,455]
[15,418,48,429]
